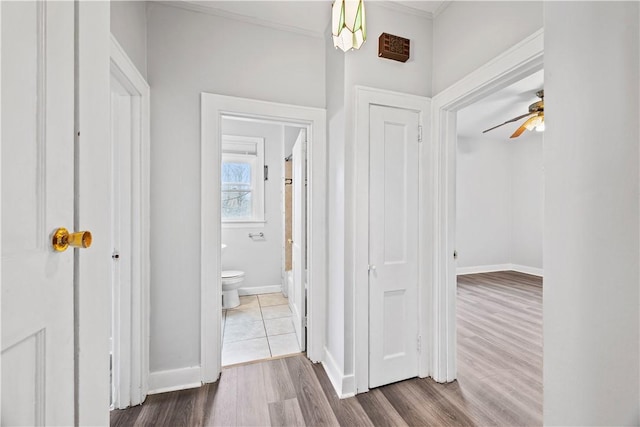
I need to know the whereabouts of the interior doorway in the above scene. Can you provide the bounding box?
[452,69,544,424]
[429,29,543,383]
[200,93,326,384]
[109,35,150,410]
[218,116,308,366]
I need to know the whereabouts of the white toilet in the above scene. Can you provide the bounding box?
[221,270,245,309]
[221,244,245,309]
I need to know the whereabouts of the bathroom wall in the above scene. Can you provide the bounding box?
[221,118,285,294]
[456,134,543,274]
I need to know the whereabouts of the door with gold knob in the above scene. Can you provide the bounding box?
[1,2,77,424]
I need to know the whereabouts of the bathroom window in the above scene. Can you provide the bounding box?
[221,135,265,224]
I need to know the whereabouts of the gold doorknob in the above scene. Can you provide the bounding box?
[52,227,92,252]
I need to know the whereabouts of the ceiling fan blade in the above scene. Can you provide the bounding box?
[482,112,534,134]
[510,116,539,138]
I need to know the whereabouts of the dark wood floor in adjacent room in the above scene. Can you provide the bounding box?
[111,271,542,426]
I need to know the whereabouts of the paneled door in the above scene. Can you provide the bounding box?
[290,130,306,351]
[369,105,420,388]
[2,1,76,424]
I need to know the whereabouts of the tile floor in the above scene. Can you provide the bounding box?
[221,292,301,366]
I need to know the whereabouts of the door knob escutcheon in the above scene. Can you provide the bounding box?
[52,227,92,252]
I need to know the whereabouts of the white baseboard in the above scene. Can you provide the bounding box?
[457,264,511,275]
[322,347,355,398]
[148,366,202,395]
[238,285,282,296]
[457,263,543,277]
[510,264,544,277]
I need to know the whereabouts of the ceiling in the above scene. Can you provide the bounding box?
[457,69,545,140]
[179,1,448,36]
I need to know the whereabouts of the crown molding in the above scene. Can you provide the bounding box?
[162,1,325,39]
[376,1,434,20]
[433,0,453,18]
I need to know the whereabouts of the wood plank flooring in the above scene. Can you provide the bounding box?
[111,271,542,426]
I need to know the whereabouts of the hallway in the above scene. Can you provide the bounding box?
[111,271,542,426]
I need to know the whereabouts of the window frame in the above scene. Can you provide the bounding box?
[220,135,265,225]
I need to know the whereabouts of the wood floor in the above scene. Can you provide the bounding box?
[111,271,542,426]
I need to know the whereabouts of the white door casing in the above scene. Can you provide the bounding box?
[354,87,430,395]
[1,2,75,424]
[201,94,326,384]
[109,35,151,409]
[290,130,306,351]
[368,105,420,388]
[430,30,543,383]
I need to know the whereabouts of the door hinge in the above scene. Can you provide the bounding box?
[418,125,423,142]
[417,335,422,353]
[303,316,308,328]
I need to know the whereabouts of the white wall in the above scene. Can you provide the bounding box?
[544,2,639,425]
[147,3,325,373]
[110,1,147,79]
[324,2,433,392]
[221,119,284,292]
[456,137,512,268]
[511,136,543,269]
[325,29,347,379]
[433,1,542,94]
[456,134,543,272]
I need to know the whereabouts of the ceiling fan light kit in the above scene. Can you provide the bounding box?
[482,89,545,138]
[332,0,367,52]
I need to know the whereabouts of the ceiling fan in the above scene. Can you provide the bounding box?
[482,90,544,138]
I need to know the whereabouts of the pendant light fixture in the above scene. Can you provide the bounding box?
[332,0,366,52]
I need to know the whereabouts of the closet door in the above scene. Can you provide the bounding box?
[368,105,420,388]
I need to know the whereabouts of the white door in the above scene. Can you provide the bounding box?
[2,1,76,424]
[369,105,420,388]
[110,82,133,409]
[290,130,306,350]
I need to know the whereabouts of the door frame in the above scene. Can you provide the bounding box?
[201,94,326,383]
[429,29,543,382]
[354,87,431,393]
[109,35,151,408]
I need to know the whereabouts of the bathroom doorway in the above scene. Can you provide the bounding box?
[219,116,308,366]
[201,93,326,384]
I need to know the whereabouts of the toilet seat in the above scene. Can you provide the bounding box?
[222,270,244,279]
[222,270,245,285]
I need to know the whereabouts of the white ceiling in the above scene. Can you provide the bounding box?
[178,1,447,36]
[457,69,545,140]
[395,0,446,14]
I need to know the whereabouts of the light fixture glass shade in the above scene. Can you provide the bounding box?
[332,0,366,52]
[525,113,544,132]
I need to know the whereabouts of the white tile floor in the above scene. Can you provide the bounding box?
[221,293,301,366]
